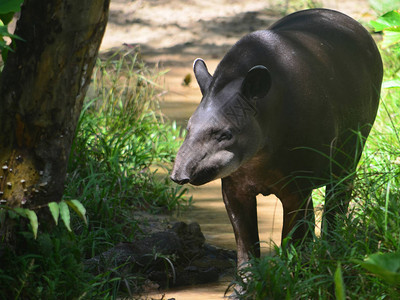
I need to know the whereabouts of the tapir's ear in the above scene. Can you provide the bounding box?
[193,58,212,96]
[241,65,271,100]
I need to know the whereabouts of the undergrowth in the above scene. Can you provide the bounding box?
[0,50,188,299]
[65,51,189,259]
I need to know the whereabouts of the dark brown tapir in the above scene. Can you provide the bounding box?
[171,9,383,268]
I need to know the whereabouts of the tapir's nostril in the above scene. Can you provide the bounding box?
[179,178,190,185]
[170,175,190,185]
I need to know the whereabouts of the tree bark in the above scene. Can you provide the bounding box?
[0,0,109,237]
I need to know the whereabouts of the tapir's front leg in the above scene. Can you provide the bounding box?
[222,177,259,268]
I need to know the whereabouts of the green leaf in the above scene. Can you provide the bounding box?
[0,12,14,25]
[371,11,400,48]
[48,202,59,225]
[1,46,8,61]
[371,11,400,31]
[59,201,72,232]
[334,262,346,300]
[12,207,38,239]
[25,209,38,239]
[13,207,27,217]
[0,24,24,40]
[382,31,400,48]
[66,199,87,225]
[354,252,400,286]
[0,24,10,36]
[0,0,23,14]
[383,79,400,88]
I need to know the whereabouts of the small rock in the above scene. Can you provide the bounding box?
[85,220,236,293]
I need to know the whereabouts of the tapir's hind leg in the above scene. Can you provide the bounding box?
[323,131,366,235]
[280,190,315,243]
[221,177,259,268]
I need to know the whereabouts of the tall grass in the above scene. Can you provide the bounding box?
[233,27,400,300]
[0,50,189,299]
[66,50,190,297]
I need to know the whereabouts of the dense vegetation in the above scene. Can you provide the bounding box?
[0,51,189,298]
[234,8,400,300]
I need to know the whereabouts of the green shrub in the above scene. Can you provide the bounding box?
[0,229,89,299]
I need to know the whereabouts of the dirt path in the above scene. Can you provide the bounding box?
[101,0,374,54]
[100,0,375,121]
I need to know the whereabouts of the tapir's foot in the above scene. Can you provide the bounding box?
[227,285,245,299]
[228,292,240,299]
[226,262,253,298]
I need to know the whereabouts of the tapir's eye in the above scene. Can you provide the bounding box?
[217,130,233,142]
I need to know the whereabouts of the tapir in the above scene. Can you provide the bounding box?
[170,8,383,268]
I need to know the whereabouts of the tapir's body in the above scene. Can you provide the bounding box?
[171,9,383,268]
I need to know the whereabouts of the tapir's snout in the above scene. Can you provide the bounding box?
[170,144,221,186]
[170,162,191,185]
[170,115,245,186]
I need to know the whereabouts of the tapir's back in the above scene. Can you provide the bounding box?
[214,9,382,118]
[271,8,367,35]
[250,9,383,150]
[270,8,376,56]
[268,8,382,121]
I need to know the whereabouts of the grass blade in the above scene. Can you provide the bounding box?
[334,262,346,300]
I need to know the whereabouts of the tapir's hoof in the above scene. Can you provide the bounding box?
[228,285,245,299]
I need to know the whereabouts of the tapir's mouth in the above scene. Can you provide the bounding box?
[189,177,212,186]
[188,167,218,186]
[170,165,217,186]
[171,177,190,185]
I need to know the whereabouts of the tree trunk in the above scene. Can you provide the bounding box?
[0,0,110,239]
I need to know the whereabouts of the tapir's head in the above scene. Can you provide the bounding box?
[170,58,271,186]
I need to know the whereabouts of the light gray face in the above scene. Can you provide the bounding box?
[170,59,271,186]
[171,108,240,185]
